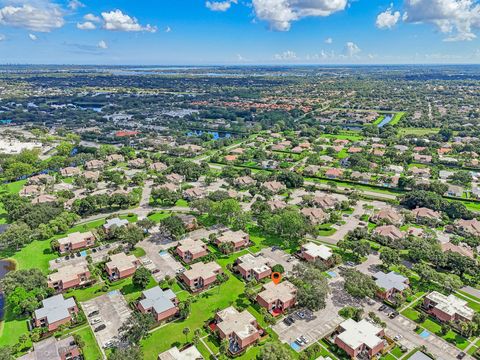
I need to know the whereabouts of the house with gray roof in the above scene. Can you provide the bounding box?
[33,294,78,331]
[103,217,129,232]
[17,336,81,360]
[373,271,409,301]
[137,286,178,322]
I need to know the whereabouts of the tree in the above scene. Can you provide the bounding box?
[160,216,186,239]
[259,342,294,360]
[380,248,401,268]
[0,346,15,360]
[262,208,310,242]
[271,264,285,274]
[183,327,190,343]
[343,269,378,299]
[132,267,151,289]
[118,312,154,344]
[276,171,304,189]
[291,263,330,311]
[108,345,143,360]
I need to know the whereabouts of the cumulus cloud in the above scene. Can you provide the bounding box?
[206,0,237,12]
[376,4,401,29]
[0,34,5,41]
[343,41,361,57]
[97,40,107,49]
[28,33,37,40]
[77,21,96,30]
[403,0,480,41]
[165,26,172,32]
[0,1,65,32]
[274,50,298,60]
[325,37,333,44]
[84,13,101,22]
[68,0,84,10]
[101,9,157,32]
[252,0,348,31]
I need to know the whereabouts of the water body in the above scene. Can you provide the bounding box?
[0,259,15,319]
[187,130,232,140]
[377,114,394,128]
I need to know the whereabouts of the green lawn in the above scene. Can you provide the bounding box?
[389,111,406,126]
[70,326,103,360]
[147,211,172,223]
[0,306,31,348]
[8,239,57,273]
[1,179,27,194]
[175,199,189,207]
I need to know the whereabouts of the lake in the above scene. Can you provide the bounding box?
[377,114,394,128]
[0,259,15,319]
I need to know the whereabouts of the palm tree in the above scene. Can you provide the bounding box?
[183,327,190,343]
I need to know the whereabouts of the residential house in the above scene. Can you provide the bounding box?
[176,238,208,263]
[106,154,125,163]
[84,160,104,170]
[105,253,141,281]
[235,176,256,187]
[409,167,431,178]
[158,345,203,360]
[31,194,57,205]
[312,194,338,210]
[373,225,404,241]
[423,291,474,323]
[216,230,249,251]
[17,336,81,360]
[235,253,271,281]
[128,158,145,168]
[373,271,409,301]
[137,286,178,322]
[414,154,433,164]
[177,214,198,231]
[60,167,80,177]
[48,264,91,292]
[440,242,474,259]
[262,181,286,194]
[325,168,343,179]
[334,319,385,359]
[301,207,327,225]
[256,281,297,315]
[300,242,333,265]
[446,185,464,197]
[180,261,222,292]
[371,208,403,225]
[455,218,480,237]
[19,185,41,197]
[33,295,78,332]
[412,207,442,223]
[214,307,261,354]
[150,162,167,172]
[267,199,287,211]
[103,217,129,232]
[166,173,184,184]
[57,231,95,254]
[183,187,204,201]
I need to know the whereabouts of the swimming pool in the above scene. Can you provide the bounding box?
[419,330,430,339]
[327,271,337,278]
[159,250,168,256]
[290,342,301,351]
[80,250,87,257]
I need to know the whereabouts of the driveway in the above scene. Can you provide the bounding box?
[82,291,132,350]
[258,247,299,276]
[138,235,184,281]
[354,253,381,275]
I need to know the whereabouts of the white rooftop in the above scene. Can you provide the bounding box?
[302,242,332,260]
[426,291,474,320]
[337,319,383,350]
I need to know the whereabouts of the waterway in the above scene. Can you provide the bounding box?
[187,130,232,140]
[377,114,394,128]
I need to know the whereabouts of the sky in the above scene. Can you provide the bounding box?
[0,0,480,65]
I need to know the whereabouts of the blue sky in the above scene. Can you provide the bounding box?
[0,0,479,64]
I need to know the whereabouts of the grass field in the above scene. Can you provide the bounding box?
[389,111,406,126]
[70,326,103,360]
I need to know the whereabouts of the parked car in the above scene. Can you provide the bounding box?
[457,352,466,359]
[379,305,387,311]
[90,318,101,325]
[94,324,106,332]
[88,310,99,317]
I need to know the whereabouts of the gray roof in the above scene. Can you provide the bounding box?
[373,271,408,292]
[34,295,76,324]
[104,217,129,229]
[139,286,176,314]
[408,352,433,360]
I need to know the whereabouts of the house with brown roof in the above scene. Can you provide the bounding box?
[48,264,91,292]
[235,176,256,187]
[31,194,57,205]
[180,261,222,292]
[33,295,78,332]
[166,173,184,184]
[60,167,81,177]
[176,238,208,263]
[371,208,403,225]
[235,253,271,281]
[183,187,204,200]
[214,307,261,354]
[412,207,442,223]
[414,154,433,164]
[85,160,104,170]
[106,154,125,163]
[57,231,95,254]
[267,199,287,211]
[373,225,405,241]
[224,155,238,162]
[262,181,286,193]
[128,158,146,168]
[301,207,327,225]
[137,286,178,322]
[256,281,297,315]
[83,170,100,181]
[215,230,249,251]
[325,168,343,179]
[312,194,338,210]
[177,214,198,231]
[105,253,141,281]
[28,174,54,185]
[409,167,431,178]
[150,162,167,172]
[19,185,41,197]
[455,218,480,237]
[441,242,474,259]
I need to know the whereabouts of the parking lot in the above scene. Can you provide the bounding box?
[259,247,299,276]
[81,290,132,349]
[49,242,120,270]
[273,275,366,351]
[138,236,185,281]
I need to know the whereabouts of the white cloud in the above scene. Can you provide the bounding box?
[68,0,84,10]
[84,13,101,22]
[77,21,96,30]
[101,9,157,32]
[252,0,348,31]
[343,41,361,57]
[236,54,247,61]
[274,50,298,60]
[403,0,480,41]
[165,26,172,33]
[28,33,37,40]
[325,37,333,44]
[0,34,5,41]
[206,0,237,12]
[97,40,107,49]
[0,1,65,32]
[376,4,401,29]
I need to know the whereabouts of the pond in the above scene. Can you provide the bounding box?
[186,130,232,140]
[0,259,15,319]
[377,114,394,128]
